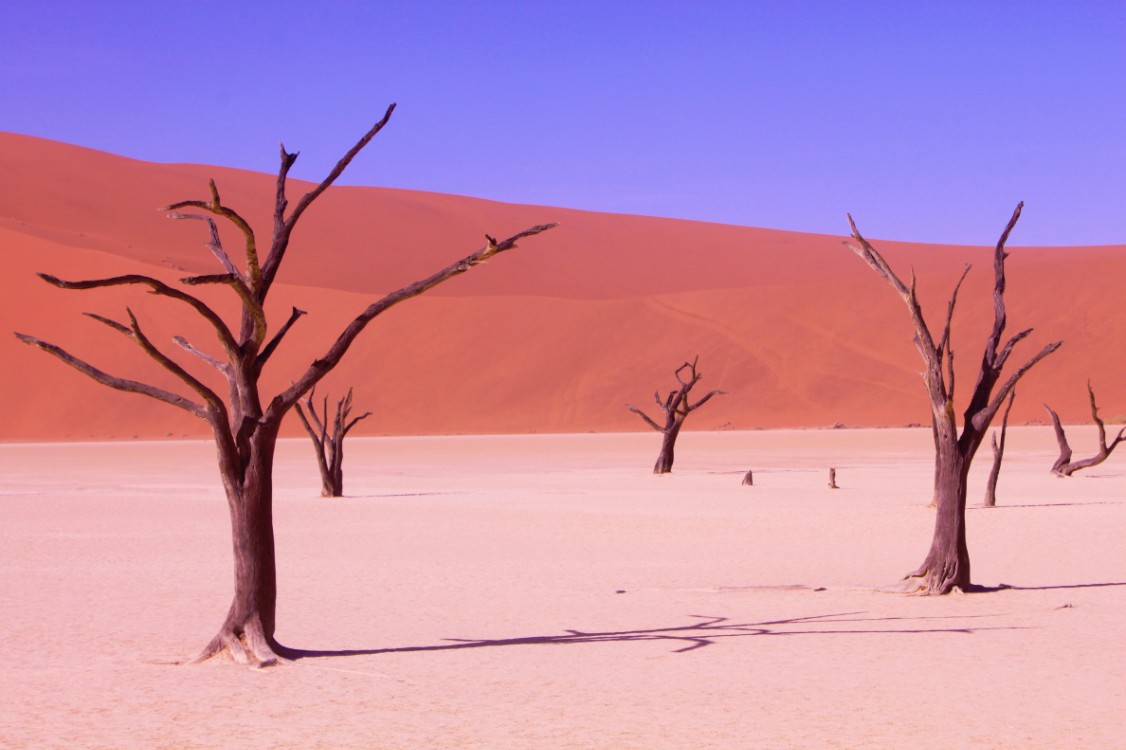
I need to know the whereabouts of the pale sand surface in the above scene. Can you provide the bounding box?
[2,428,1124,749]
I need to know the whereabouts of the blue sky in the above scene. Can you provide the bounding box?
[2,1,1123,245]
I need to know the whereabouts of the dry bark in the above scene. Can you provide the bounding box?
[1045,381,1126,476]
[983,389,1016,507]
[15,103,556,665]
[845,202,1060,594]
[294,387,371,497]
[627,357,723,474]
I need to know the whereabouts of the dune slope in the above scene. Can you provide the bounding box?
[2,132,1124,439]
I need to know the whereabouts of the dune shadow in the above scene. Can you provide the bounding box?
[279,610,1021,661]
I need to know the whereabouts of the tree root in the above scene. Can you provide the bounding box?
[189,617,286,668]
[901,559,966,596]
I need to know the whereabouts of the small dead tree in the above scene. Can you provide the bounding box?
[15,103,556,665]
[846,202,1060,594]
[983,390,1016,507]
[1045,381,1126,476]
[628,356,723,474]
[294,387,371,497]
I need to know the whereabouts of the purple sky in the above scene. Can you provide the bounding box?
[2,1,1123,246]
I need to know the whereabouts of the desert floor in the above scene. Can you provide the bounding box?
[2,428,1124,749]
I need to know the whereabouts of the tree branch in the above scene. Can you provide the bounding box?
[15,332,207,418]
[180,272,267,346]
[165,179,261,291]
[122,309,228,418]
[37,272,239,357]
[84,312,132,335]
[1048,380,1126,476]
[973,340,1061,433]
[269,223,557,414]
[937,265,971,403]
[258,307,307,368]
[627,405,664,432]
[994,328,1033,373]
[260,104,397,295]
[166,212,242,279]
[342,411,372,436]
[845,217,941,374]
[689,389,726,411]
[983,202,1023,368]
[294,402,325,450]
[1044,401,1073,475]
[174,335,231,373]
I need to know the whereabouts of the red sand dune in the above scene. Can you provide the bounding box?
[2,131,1125,440]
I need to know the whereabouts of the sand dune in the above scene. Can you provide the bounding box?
[3,132,1125,440]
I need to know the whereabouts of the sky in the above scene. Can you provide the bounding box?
[1,1,1123,246]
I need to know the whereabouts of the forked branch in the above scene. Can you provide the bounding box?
[37,272,239,356]
[1045,381,1125,476]
[259,307,307,368]
[166,212,242,279]
[14,332,208,418]
[261,103,398,295]
[165,179,261,290]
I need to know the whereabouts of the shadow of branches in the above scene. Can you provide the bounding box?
[279,610,1021,661]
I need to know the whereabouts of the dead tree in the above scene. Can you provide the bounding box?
[628,357,723,474]
[294,387,371,497]
[15,103,556,665]
[1044,381,1126,476]
[983,390,1016,507]
[846,202,1060,594]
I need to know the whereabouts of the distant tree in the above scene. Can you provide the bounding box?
[294,386,371,497]
[628,356,723,474]
[15,103,556,665]
[983,390,1016,508]
[1044,381,1125,477]
[846,203,1060,594]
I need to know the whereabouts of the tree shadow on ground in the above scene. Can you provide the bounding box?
[975,500,1125,509]
[278,610,1020,661]
[986,581,1126,592]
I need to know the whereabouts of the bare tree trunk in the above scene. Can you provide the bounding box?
[195,427,282,665]
[846,203,1060,595]
[628,357,723,475]
[16,104,556,666]
[654,420,683,474]
[909,443,971,592]
[983,390,1015,507]
[295,387,371,497]
[1045,381,1125,477]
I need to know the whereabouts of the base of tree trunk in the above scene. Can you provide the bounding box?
[902,558,970,596]
[190,613,285,668]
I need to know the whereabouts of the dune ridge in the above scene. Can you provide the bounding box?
[2,131,1124,440]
